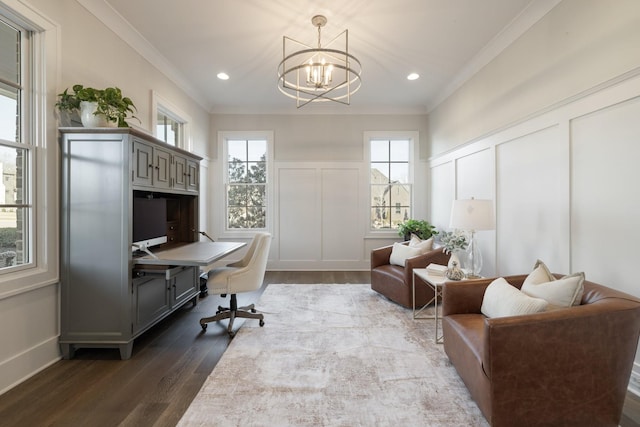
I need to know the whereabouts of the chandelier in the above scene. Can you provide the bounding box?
[277,15,362,108]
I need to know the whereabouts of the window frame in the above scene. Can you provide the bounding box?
[364,131,418,237]
[151,90,191,151]
[218,130,273,238]
[0,1,59,295]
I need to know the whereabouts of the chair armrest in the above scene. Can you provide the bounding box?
[442,278,494,316]
[482,300,640,421]
[370,244,396,269]
[404,248,451,286]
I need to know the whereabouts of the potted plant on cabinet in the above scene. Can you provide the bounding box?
[397,219,438,241]
[55,84,138,127]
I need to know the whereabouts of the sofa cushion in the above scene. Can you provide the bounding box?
[408,234,434,253]
[389,242,422,266]
[481,277,549,318]
[521,260,585,309]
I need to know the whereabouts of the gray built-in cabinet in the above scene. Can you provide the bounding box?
[59,128,202,359]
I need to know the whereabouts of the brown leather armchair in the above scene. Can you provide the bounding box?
[370,243,450,308]
[442,274,640,427]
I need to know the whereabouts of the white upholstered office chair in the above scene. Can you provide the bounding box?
[199,232,271,337]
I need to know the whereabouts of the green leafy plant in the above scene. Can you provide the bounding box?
[397,219,437,240]
[439,230,468,254]
[55,84,138,127]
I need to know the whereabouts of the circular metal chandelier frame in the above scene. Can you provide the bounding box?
[277,15,362,107]
[277,47,362,105]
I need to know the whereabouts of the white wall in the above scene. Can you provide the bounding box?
[0,0,211,395]
[427,0,640,395]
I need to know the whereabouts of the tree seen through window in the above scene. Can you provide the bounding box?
[226,139,267,229]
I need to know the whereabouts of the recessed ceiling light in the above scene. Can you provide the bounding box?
[217,72,229,80]
[407,73,420,81]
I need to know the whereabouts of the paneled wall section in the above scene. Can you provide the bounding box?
[429,72,640,395]
[274,164,365,270]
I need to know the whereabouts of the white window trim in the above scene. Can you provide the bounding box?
[151,90,192,151]
[217,130,273,239]
[363,130,419,239]
[0,1,59,298]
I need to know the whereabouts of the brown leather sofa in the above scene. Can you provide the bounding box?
[370,243,450,308]
[442,274,640,427]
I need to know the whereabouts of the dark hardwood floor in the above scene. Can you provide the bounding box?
[0,271,369,427]
[1,270,639,427]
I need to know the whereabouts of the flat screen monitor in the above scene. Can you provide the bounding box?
[132,197,167,251]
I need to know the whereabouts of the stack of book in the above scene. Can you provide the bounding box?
[426,263,447,276]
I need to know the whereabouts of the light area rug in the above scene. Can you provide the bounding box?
[178,284,489,427]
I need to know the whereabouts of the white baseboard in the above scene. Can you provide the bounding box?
[0,336,61,396]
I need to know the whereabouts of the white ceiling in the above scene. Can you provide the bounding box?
[84,0,558,114]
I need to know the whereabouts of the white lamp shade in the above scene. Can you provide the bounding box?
[449,199,495,231]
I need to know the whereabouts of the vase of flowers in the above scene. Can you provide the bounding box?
[440,230,469,270]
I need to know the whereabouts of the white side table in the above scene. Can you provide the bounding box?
[412,268,447,343]
[412,268,481,344]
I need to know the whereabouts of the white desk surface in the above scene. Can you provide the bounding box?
[134,241,246,267]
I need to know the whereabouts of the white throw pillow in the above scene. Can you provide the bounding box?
[523,259,555,285]
[408,234,434,254]
[481,277,549,318]
[389,242,422,267]
[521,260,585,308]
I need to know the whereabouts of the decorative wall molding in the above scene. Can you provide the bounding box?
[428,0,562,111]
[76,0,210,110]
[428,71,640,394]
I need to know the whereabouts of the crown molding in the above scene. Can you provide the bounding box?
[428,0,563,112]
[76,0,211,111]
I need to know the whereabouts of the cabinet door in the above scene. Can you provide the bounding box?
[153,147,172,190]
[132,274,171,334]
[132,139,154,187]
[186,159,199,192]
[173,154,188,190]
[171,266,198,307]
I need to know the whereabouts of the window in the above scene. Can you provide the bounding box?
[220,131,273,233]
[368,133,415,231]
[156,108,182,147]
[0,16,31,270]
[152,91,190,150]
[0,3,57,290]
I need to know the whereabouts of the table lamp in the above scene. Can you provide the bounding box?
[449,198,495,278]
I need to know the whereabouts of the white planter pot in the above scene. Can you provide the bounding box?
[80,101,116,127]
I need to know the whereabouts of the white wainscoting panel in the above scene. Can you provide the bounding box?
[429,161,455,231]
[495,124,570,275]
[278,168,320,262]
[275,164,366,269]
[455,148,496,277]
[321,168,361,262]
[570,95,640,297]
[455,148,493,200]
